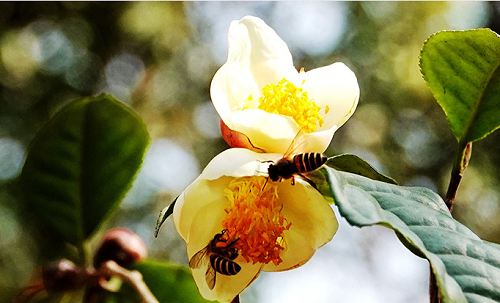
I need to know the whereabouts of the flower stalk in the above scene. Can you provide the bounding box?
[434,140,473,303]
[444,140,472,211]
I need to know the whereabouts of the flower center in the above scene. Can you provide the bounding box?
[222,176,291,265]
[256,78,325,133]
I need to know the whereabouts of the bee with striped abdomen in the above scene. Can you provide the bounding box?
[189,230,241,290]
[267,129,327,185]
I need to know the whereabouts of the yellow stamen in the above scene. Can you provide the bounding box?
[222,176,290,265]
[257,78,324,133]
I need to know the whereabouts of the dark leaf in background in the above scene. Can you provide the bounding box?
[19,94,149,245]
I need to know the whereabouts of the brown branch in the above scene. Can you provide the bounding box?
[98,260,159,303]
[444,171,463,211]
[432,141,473,303]
[13,281,45,303]
[444,142,472,211]
[429,268,439,303]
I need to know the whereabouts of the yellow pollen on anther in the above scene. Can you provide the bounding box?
[222,176,290,265]
[257,78,323,133]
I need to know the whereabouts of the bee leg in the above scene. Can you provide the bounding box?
[259,177,270,194]
[291,176,295,186]
[297,173,318,189]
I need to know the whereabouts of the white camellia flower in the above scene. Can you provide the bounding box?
[211,16,360,154]
[173,148,338,303]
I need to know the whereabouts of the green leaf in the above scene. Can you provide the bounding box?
[112,260,211,303]
[320,167,500,303]
[309,154,396,205]
[19,94,149,245]
[326,154,397,184]
[420,29,500,143]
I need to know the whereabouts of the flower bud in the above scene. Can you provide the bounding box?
[93,228,148,269]
[42,259,86,291]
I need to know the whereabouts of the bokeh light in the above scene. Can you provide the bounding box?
[105,53,145,102]
[31,21,74,75]
[0,137,25,181]
[193,101,221,139]
[269,2,348,56]
[122,138,200,209]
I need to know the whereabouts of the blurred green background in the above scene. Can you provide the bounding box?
[1,2,500,303]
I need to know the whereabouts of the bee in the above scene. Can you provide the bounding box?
[266,128,327,185]
[189,230,241,290]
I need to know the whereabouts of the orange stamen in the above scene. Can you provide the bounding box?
[222,176,290,265]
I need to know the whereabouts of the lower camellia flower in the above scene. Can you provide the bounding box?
[173,148,338,302]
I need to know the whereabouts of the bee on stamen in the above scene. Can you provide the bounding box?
[189,230,241,290]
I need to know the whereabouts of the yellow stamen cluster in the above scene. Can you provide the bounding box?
[222,176,291,265]
[257,78,323,133]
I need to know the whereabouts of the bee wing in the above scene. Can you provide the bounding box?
[189,247,209,269]
[283,128,308,159]
[206,265,216,290]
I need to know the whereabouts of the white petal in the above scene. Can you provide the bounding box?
[185,194,228,248]
[303,62,360,129]
[263,229,315,272]
[229,109,299,154]
[211,63,260,124]
[173,177,231,241]
[301,127,338,154]
[186,199,263,303]
[211,16,299,130]
[237,16,297,89]
[200,148,281,181]
[264,179,338,272]
[228,110,337,154]
[281,180,338,248]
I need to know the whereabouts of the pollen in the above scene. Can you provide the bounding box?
[257,78,323,133]
[222,176,290,265]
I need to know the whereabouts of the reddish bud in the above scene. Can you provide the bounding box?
[220,119,264,152]
[93,228,148,269]
[42,259,86,291]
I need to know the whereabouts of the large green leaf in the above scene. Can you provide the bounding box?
[19,94,149,245]
[104,260,211,303]
[320,166,500,303]
[420,29,500,142]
